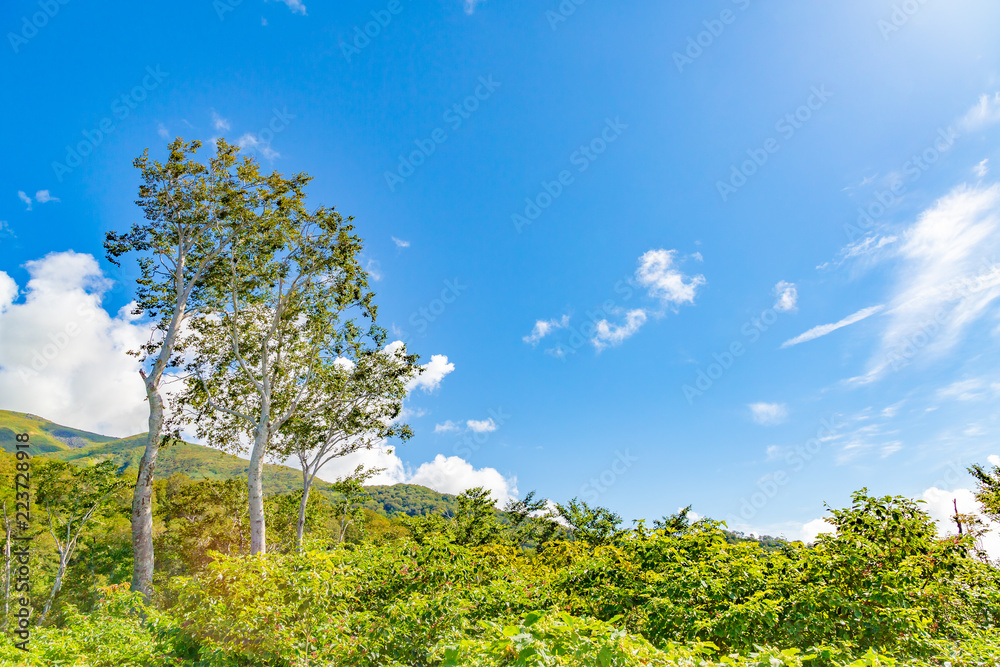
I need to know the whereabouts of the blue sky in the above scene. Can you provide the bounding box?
[2,0,1000,542]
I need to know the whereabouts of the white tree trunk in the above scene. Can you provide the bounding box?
[130,388,162,600]
[296,477,312,550]
[248,424,270,555]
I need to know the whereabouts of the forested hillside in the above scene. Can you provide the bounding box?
[0,410,458,516]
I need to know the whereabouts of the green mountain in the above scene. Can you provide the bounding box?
[0,409,457,517]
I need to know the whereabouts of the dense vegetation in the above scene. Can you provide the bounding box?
[2,441,1000,666]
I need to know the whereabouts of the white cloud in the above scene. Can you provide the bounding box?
[523,314,569,346]
[365,258,382,282]
[434,420,461,434]
[0,252,153,436]
[988,454,1000,466]
[635,249,706,308]
[407,354,455,393]
[773,281,798,313]
[17,191,31,210]
[34,190,59,204]
[749,402,789,426]
[466,418,497,433]
[800,518,835,543]
[464,0,485,14]
[407,454,516,505]
[921,486,1000,559]
[959,92,1000,132]
[273,0,307,14]
[936,378,994,402]
[392,236,410,248]
[591,309,647,351]
[0,220,14,239]
[211,109,231,132]
[238,132,279,160]
[854,183,1000,382]
[157,123,170,139]
[781,305,885,348]
[975,159,990,178]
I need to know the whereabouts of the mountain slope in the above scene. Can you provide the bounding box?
[0,409,457,516]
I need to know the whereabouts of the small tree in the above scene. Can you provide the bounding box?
[452,487,503,547]
[555,498,625,547]
[503,491,559,549]
[277,339,419,548]
[969,461,1000,523]
[105,138,237,599]
[35,461,126,624]
[330,465,382,544]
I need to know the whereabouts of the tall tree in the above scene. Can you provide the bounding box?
[177,162,376,555]
[105,138,237,600]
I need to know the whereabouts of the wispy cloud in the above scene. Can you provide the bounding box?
[464,0,485,14]
[17,191,31,210]
[959,92,1000,132]
[211,109,231,132]
[276,0,307,14]
[392,236,410,248]
[35,190,59,204]
[782,305,885,348]
[434,420,461,433]
[467,418,497,433]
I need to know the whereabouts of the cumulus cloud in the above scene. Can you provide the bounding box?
[434,420,461,433]
[921,486,1000,559]
[773,281,798,313]
[407,354,455,393]
[35,190,59,204]
[635,249,706,308]
[781,305,885,348]
[591,309,647,351]
[523,314,569,346]
[392,236,410,248]
[0,252,152,436]
[408,454,516,504]
[749,402,789,426]
[988,454,1000,466]
[959,92,1000,132]
[466,418,497,433]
